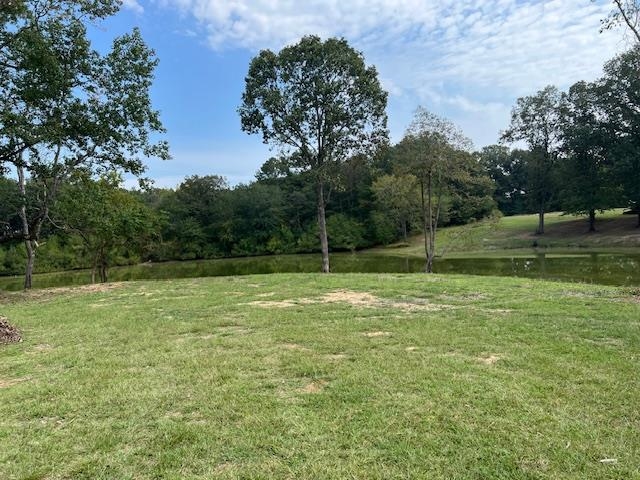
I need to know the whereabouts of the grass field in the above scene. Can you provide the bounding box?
[369,209,640,258]
[1,274,639,479]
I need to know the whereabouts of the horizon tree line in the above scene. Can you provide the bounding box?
[1,0,639,286]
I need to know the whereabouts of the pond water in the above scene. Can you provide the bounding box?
[0,251,639,291]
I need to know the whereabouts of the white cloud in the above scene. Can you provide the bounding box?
[159,0,627,146]
[122,0,144,14]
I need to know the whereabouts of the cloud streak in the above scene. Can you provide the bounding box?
[122,0,144,14]
[159,0,625,145]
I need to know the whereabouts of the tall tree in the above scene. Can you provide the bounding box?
[0,0,169,288]
[55,172,159,283]
[371,173,419,242]
[558,81,619,231]
[477,145,529,216]
[396,108,473,273]
[502,85,562,234]
[600,46,640,226]
[239,35,388,273]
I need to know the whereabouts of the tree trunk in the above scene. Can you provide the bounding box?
[536,205,545,235]
[637,212,639,228]
[421,173,436,274]
[17,165,34,289]
[91,253,98,284]
[24,239,35,290]
[588,209,596,232]
[420,180,429,273]
[402,220,407,243]
[98,249,108,283]
[100,262,107,283]
[426,171,435,273]
[316,181,330,273]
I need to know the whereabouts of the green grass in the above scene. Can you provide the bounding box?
[1,274,639,479]
[369,209,640,258]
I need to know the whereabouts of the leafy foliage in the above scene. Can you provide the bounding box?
[239,35,388,272]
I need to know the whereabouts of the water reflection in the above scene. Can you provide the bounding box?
[0,252,638,291]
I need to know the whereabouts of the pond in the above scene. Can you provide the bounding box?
[1,251,639,291]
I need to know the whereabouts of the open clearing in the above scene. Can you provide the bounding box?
[370,209,640,258]
[1,273,639,478]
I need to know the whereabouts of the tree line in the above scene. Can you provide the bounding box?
[497,45,640,233]
[1,0,639,286]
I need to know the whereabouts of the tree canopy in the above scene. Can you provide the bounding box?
[239,35,388,272]
[0,0,169,288]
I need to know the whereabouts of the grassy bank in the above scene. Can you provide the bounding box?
[369,209,640,258]
[1,274,639,478]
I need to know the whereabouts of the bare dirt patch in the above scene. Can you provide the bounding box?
[281,343,311,352]
[246,289,454,312]
[477,354,503,365]
[0,316,21,344]
[322,290,380,306]
[5,282,126,304]
[363,331,392,337]
[248,300,298,308]
[325,353,347,360]
[0,376,29,388]
[30,343,53,352]
[299,380,328,394]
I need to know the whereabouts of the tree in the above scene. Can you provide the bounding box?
[0,175,21,242]
[558,81,619,231]
[502,85,562,234]
[371,173,419,242]
[239,35,388,273]
[396,108,473,273]
[600,46,640,226]
[0,1,169,288]
[599,0,640,43]
[477,145,529,216]
[55,172,159,283]
[446,153,496,225]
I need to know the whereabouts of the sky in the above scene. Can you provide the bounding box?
[91,0,628,188]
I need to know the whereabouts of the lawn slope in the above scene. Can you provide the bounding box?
[369,209,640,258]
[1,274,639,479]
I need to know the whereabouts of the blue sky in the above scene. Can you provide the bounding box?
[94,0,626,188]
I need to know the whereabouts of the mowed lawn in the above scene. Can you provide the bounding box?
[368,209,640,257]
[1,274,639,479]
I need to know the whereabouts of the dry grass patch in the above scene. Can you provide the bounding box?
[477,354,503,365]
[248,300,298,308]
[246,289,454,312]
[363,331,392,338]
[280,343,311,352]
[299,380,328,394]
[325,353,348,360]
[0,376,29,388]
[29,343,53,353]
